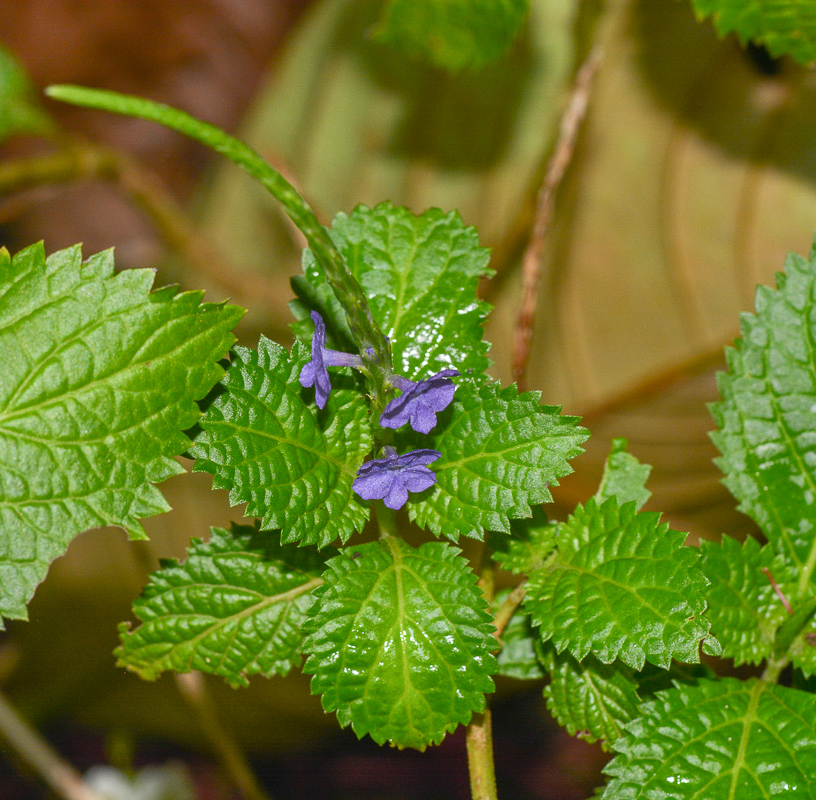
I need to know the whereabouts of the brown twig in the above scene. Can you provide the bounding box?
[512,47,603,389]
[0,688,106,800]
[762,567,793,615]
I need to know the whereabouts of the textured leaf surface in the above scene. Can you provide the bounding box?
[491,506,559,574]
[701,535,796,666]
[190,338,371,548]
[525,498,717,670]
[711,246,816,572]
[691,0,816,65]
[603,678,816,799]
[494,590,544,680]
[300,202,493,382]
[117,523,327,687]
[596,438,651,511]
[0,243,242,626]
[408,382,588,540]
[539,641,640,747]
[302,538,497,750]
[0,45,53,143]
[374,0,529,71]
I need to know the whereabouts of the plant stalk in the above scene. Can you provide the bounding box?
[0,688,106,800]
[175,671,273,800]
[45,85,393,404]
[466,710,498,800]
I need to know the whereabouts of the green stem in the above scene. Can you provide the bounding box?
[464,552,498,800]
[492,581,527,642]
[375,502,399,539]
[44,85,392,402]
[0,688,106,800]
[175,672,273,800]
[465,710,498,800]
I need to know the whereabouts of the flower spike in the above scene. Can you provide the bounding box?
[300,311,363,408]
[380,369,459,433]
[353,447,442,509]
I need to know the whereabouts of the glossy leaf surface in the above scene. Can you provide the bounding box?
[190,338,371,547]
[525,498,717,670]
[407,382,587,540]
[711,245,816,572]
[0,243,241,626]
[298,202,493,383]
[302,538,497,750]
[700,535,796,666]
[603,678,816,798]
[117,523,328,687]
[539,641,641,747]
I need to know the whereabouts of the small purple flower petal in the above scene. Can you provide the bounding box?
[300,311,364,409]
[353,448,442,509]
[380,369,459,434]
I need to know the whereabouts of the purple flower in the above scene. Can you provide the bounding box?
[380,369,459,434]
[300,311,363,409]
[353,447,442,509]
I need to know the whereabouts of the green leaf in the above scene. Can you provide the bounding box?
[491,505,560,574]
[538,641,641,747]
[302,538,497,750]
[0,243,242,626]
[374,0,530,72]
[408,382,588,541]
[301,202,493,383]
[190,338,371,548]
[524,498,717,670]
[690,0,816,65]
[117,523,328,687]
[0,45,54,143]
[710,245,816,574]
[700,535,796,666]
[494,590,544,680]
[603,678,816,799]
[596,438,651,511]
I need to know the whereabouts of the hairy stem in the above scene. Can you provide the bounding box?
[45,85,393,404]
[175,671,273,800]
[0,688,106,800]
[375,502,399,539]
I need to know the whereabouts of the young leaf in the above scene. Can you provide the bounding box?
[700,535,795,666]
[190,338,371,548]
[691,0,816,66]
[408,382,588,541]
[491,505,560,574]
[300,202,493,383]
[0,45,54,143]
[524,498,718,670]
[596,438,651,511]
[302,538,497,750]
[711,245,816,573]
[603,678,816,799]
[373,0,529,72]
[494,590,544,680]
[117,523,328,687]
[538,641,641,747]
[0,243,242,627]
